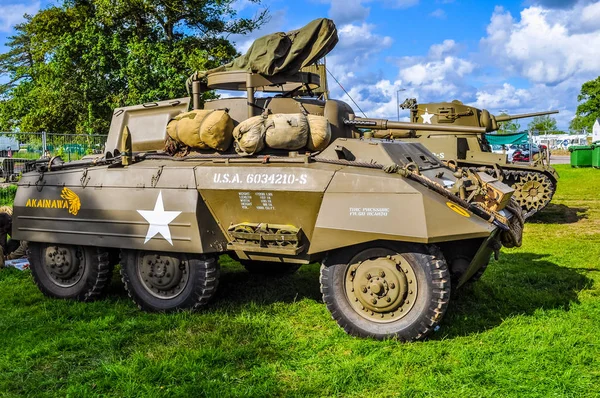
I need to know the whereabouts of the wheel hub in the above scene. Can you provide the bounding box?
[345,254,417,323]
[139,253,189,299]
[43,245,84,287]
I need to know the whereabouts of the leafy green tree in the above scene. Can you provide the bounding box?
[0,0,267,135]
[570,76,600,134]
[528,115,557,135]
[497,112,521,135]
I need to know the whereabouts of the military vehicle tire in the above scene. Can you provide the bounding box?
[240,260,301,275]
[120,250,219,312]
[28,242,113,301]
[320,245,450,341]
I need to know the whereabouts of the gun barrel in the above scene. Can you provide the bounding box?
[345,118,486,133]
[495,110,559,123]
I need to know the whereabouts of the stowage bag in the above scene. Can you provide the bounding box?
[167,109,233,151]
[306,114,331,151]
[264,113,309,150]
[233,116,267,155]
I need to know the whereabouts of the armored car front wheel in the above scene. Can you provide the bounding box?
[28,242,113,301]
[320,245,451,341]
[120,250,219,312]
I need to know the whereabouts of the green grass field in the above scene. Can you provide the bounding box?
[1,164,599,397]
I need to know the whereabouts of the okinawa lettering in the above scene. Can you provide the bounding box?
[25,187,81,216]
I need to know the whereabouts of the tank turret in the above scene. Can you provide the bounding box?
[402,99,558,133]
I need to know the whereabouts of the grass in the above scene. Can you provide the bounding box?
[1,164,599,397]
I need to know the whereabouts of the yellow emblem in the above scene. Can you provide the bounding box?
[61,187,81,216]
[446,202,470,218]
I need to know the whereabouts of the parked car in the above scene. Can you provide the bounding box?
[491,144,521,162]
[512,144,546,162]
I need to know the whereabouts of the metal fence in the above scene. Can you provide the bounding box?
[0,132,107,161]
[0,132,107,194]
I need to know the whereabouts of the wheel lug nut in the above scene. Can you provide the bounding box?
[366,273,371,279]
[371,298,377,304]
[362,287,367,293]
[379,271,385,277]
[386,297,391,303]
[390,283,395,289]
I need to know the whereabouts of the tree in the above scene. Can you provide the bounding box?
[527,115,557,134]
[497,112,520,135]
[570,76,600,134]
[0,0,267,135]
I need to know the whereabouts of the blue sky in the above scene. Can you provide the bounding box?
[2,0,600,130]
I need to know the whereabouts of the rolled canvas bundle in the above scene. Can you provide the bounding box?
[233,116,267,155]
[166,109,233,151]
[233,113,332,155]
[265,114,309,150]
[306,114,331,151]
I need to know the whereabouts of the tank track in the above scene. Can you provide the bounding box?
[484,168,555,219]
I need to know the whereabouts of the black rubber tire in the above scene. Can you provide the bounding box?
[240,260,301,276]
[28,242,113,301]
[120,250,219,312]
[320,244,451,341]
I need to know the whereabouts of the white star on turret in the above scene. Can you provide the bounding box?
[421,108,434,124]
[137,191,182,245]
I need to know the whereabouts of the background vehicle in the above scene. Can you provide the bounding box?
[375,100,559,218]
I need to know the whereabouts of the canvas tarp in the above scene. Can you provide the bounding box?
[197,18,338,78]
[485,132,529,146]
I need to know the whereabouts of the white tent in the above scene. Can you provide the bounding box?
[593,119,600,143]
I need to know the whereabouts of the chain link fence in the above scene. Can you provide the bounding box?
[0,132,107,205]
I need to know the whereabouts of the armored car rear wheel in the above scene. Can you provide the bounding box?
[28,242,113,301]
[120,250,219,312]
[320,245,451,341]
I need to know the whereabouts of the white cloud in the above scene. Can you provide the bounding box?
[470,80,580,130]
[428,39,459,58]
[480,6,600,85]
[327,22,393,83]
[473,83,532,109]
[429,8,446,19]
[0,1,40,32]
[321,0,419,25]
[328,0,370,25]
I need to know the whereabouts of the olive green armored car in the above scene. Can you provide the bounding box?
[13,19,523,341]
[372,99,559,218]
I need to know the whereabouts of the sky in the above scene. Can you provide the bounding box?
[1,0,600,130]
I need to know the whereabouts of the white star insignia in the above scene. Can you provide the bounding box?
[137,191,182,245]
[421,108,434,124]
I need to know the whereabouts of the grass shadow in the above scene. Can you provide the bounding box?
[213,259,323,308]
[438,252,592,339]
[528,203,588,224]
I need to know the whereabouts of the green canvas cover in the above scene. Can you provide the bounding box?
[485,132,529,146]
[200,18,338,78]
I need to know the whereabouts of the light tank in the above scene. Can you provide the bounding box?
[13,19,523,341]
[371,99,559,218]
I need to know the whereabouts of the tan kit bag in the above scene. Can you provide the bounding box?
[306,114,331,151]
[167,109,233,151]
[233,116,267,155]
[264,113,309,150]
